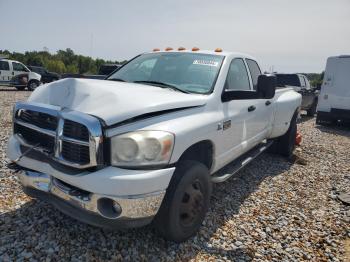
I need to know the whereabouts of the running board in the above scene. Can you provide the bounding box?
[211,140,273,183]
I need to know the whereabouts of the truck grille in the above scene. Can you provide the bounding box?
[13,103,103,169]
[62,141,90,164]
[63,119,89,142]
[14,123,55,152]
[18,110,58,131]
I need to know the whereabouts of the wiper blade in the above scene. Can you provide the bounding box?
[134,81,189,94]
[108,78,126,82]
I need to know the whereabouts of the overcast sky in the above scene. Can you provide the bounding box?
[1,0,349,73]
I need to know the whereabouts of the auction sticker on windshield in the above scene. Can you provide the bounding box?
[193,60,219,67]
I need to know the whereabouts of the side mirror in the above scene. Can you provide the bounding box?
[257,74,276,99]
[316,83,321,90]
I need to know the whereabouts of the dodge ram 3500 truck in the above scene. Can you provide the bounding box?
[7,48,301,242]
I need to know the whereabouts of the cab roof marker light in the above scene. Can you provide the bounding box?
[178,47,186,51]
[215,48,223,52]
[165,47,173,51]
[192,47,200,51]
[153,48,160,52]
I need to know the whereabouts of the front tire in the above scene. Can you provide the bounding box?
[27,80,40,91]
[154,160,211,242]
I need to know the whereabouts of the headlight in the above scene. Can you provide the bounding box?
[111,131,174,167]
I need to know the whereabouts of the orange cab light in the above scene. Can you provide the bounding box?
[215,48,223,52]
[165,47,173,51]
[178,47,186,51]
[153,48,160,52]
[192,47,200,51]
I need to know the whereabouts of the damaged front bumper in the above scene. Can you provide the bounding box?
[8,135,175,229]
[18,169,166,229]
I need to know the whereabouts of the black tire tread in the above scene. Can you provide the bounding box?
[154,160,211,242]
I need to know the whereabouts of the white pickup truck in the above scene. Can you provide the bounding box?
[0,59,41,90]
[7,49,301,242]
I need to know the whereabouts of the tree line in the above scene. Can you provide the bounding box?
[304,72,324,87]
[0,48,126,75]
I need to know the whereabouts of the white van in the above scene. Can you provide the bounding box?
[316,55,350,124]
[0,59,41,90]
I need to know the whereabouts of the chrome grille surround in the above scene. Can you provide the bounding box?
[13,102,103,169]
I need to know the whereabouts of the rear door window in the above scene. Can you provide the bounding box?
[246,59,261,90]
[225,58,251,91]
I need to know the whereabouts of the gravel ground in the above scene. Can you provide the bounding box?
[0,87,349,261]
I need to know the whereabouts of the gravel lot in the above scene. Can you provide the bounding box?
[0,87,349,261]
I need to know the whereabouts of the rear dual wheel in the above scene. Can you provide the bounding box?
[269,112,297,157]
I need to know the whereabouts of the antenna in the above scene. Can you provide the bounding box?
[90,33,94,57]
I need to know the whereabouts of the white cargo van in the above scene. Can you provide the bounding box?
[316,55,350,124]
[0,59,41,90]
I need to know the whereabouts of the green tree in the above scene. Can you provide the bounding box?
[1,48,122,74]
[46,60,66,74]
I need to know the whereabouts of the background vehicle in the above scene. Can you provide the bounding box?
[0,59,41,90]
[316,55,350,125]
[98,64,121,75]
[7,49,301,242]
[28,66,60,83]
[275,73,318,116]
[61,64,121,80]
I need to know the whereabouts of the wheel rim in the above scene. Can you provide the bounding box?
[30,82,38,90]
[179,179,204,227]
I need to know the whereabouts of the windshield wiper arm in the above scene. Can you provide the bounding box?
[108,78,126,82]
[133,81,189,94]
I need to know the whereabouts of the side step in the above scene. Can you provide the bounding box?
[211,140,273,183]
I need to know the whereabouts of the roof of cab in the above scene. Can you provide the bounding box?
[143,49,257,60]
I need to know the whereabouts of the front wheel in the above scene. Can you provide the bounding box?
[27,80,40,91]
[154,160,212,242]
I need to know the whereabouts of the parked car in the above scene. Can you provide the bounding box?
[28,66,60,83]
[0,59,41,90]
[275,73,318,116]
[317,55,350,125]
[7,48,301,242]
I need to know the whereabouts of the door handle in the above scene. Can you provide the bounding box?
[248,105,256,112]
[265,101,271,106]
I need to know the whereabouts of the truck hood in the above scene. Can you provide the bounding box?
[28,78,208,126]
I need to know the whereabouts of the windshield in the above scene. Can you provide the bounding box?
[107,52,224,94]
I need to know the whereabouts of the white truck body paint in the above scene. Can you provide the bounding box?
[28,78,208,126]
